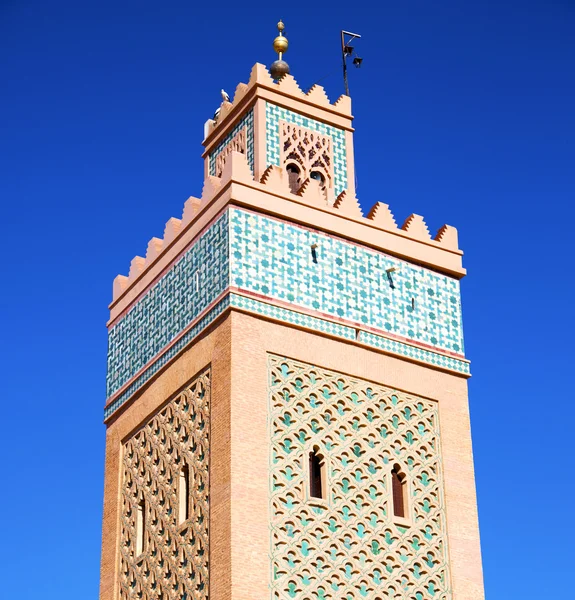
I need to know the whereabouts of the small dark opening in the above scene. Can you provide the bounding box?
[310,171,325,186]
[181,464,190,522]
[309,450,323,499]
[311,244,318,264]
[392,467,405,518]
[286,163,301,193]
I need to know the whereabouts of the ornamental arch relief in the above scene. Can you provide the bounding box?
[280,121,334,204]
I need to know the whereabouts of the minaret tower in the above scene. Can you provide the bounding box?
[100,22,485,600]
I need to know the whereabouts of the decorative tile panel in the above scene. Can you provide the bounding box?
[119,369,210,600]
[106,209,467,419]
[229,209,464,356]
[266,103,347,196]
[360,332,470,375]
[269,356,452,599]
[105,295,230,419]
[106,212,229,399]
[230,293,356,340]
[209,109,254,176]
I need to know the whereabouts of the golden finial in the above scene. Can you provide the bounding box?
[270,20,290,80]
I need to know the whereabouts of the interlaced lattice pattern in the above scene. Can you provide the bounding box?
[280,121,333,191]
[119,370,210,600]
[214,126,247,177]
[269,356,452,599]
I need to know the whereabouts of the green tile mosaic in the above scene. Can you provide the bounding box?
[106,212,229,400]
[230,293,356,340]
[265,102,348,196]
[208,109,254,176]
[106,207,468,418]
[229,208,465,357]
[104,295,230,419]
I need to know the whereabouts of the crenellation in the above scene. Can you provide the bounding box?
[111,150,462,303]
[435,223,459,250]
[232,81,249,104]
[112,274,129,299]
[128,256,146,279]
[259,164,291,194]
[200,175,222,203]
[219,149,253,184]
[401,213,433,241]
[305,83,331,104]
[162,217,182,245]
[102,32,483,600]
[296,176,325,206]
[217,100,234,123]
[206,63,352,143]
[275,72,304,95]
[367,201,398,230]
[145,237,163,263]
[334,189,364,218]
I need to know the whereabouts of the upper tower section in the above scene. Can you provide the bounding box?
[106,23,468,420]
[202,22,354,206]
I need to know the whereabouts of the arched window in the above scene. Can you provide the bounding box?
[309,447,325,499]
[310,170,325,186]
[286,163,301,193]
[310,170,327,200]
[178,464,190,525]
[391,465,407,518]
[136,498,145,555]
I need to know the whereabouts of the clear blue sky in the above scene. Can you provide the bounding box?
[1,0,574,597]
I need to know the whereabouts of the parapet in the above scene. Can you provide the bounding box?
[111,151,464,314]
[203,63,352,145]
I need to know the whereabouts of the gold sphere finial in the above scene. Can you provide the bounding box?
[270,19,290,80]
[273,19,288,56]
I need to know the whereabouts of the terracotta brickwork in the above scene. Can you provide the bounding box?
[268,355,452,599]
[100,62,484,600]
[100,317,232,600]
[118,369,210,599]
[227,312,484,600]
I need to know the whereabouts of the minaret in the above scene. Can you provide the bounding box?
[100,22,484,600]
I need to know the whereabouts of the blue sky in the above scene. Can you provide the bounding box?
[1,0,574,597]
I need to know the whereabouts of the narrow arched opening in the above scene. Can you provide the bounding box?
[178,463,190,525]
[286,163,302,193]
[136,498,145,555]
[391,464,407,518]
[309,447,325,499]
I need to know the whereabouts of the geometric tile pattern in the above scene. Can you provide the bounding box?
[104,295,230,419]
[266,103,348,197]
[230,209,464,356]
[360,332,470,375]
[118,369,210,600]
[230,293,357,340]
[209,109,254,176]
[231,295,469,375]
[269,356,452,599]
[105,208,468,418]
[106,212,229,399]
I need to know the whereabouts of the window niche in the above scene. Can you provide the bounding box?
[280,121,334,203]
[135,498,145,556]
[286,163,302,194]
[307,446,328,504]
[391,464,411,525]
[178,463,190,525]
